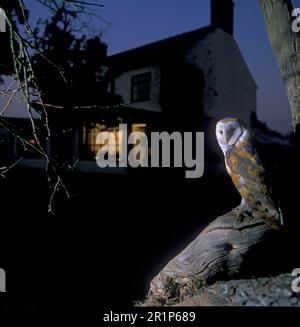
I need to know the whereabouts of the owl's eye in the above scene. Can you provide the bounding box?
[220,131,223,135]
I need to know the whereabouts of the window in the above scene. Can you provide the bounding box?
[131,72,151,102]
[82,123,123,160]
[131,123,148,164]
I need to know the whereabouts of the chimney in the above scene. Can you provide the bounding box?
[211,0,235,35]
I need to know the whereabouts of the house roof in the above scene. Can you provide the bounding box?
[108,26,215,73]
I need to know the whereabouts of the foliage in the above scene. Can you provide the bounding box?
[31,1,116,107]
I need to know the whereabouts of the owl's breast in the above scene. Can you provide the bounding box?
[224,147,236,175]
[225,149,247,196]
[228,167,245,192]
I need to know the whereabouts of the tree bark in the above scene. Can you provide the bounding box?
[259,0,300,131]
[146,207,276,305]
[175,273,299,306]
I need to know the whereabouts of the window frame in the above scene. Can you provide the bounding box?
[131,72,152,103]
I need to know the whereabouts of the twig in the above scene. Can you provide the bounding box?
[0,89,18,115]
[0,157,24,177]
[20,36,67,83]
[35,101,124,110]
[33,0,58,13]
[48,174,70,215]
[66,0,104,8]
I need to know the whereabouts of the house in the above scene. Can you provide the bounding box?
[8,0,257,174]
[108,0,257,125]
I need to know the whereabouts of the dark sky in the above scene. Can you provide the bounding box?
[4,0,300,134]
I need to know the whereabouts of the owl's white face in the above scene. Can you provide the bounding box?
[216,119,244,151]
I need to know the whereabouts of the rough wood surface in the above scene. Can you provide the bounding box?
[175,273,300,307]
[146,207,276,305]
[259,0,300,130]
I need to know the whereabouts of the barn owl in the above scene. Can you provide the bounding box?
[216,117,283,230]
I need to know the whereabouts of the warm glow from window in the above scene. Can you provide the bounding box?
[28,139,36,145]
[132,123,147,133]
[131,123,148,163]
[82,122,149,161]
[83,123,124,160]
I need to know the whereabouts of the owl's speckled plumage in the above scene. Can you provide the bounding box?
[216,117,283,230]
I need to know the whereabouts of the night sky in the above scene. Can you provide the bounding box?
[3,0,300,134]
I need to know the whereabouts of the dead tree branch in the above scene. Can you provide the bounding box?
[146,207,276,305]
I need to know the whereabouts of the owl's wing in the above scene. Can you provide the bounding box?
[226,145,275,210]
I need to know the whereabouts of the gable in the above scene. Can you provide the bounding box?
[108,26,215,74]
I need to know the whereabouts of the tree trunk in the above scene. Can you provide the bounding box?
[259,0,300,269]
[145,207,277,305]
[259,0,300,131]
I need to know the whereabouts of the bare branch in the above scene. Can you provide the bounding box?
[0,88,18,115]
[66,0,104,8]
[0,157,24,177]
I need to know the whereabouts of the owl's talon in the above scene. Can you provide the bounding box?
[236,212,245,224]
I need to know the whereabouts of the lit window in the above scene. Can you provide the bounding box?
[82,123,123,160]
[131,72,151,102]
[131,123,148,164]
[131,123,147,133]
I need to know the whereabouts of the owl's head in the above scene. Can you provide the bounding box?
[216,117,246,150]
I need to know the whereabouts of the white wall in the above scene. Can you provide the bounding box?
[114,66,162,112]
[185,28,257,125]
[113,29,257,124]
